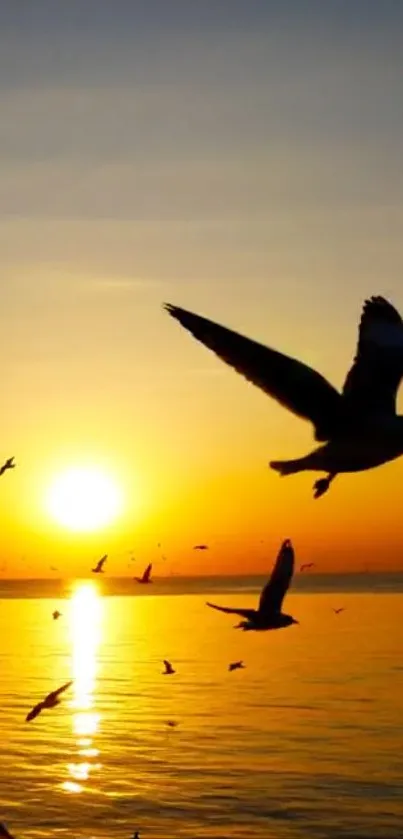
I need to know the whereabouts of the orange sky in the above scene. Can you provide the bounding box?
[1,3,403,576]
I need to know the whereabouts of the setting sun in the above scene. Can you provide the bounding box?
[46,467,123,532]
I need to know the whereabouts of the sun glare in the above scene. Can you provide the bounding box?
[46,467,122,532]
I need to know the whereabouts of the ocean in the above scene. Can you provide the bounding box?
[0,574,402,838]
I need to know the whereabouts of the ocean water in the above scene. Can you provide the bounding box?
[0,575,402,839]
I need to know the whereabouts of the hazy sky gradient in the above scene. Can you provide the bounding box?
[1,1,403,575]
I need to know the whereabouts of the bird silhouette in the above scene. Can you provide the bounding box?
[300,562,315,572]
[92,555,107,574]
[135,563,152,584]
[132,833,140,839]
[26,680,73,722]
[193,544,209,550]
[162,659,175,675]
[0,457,15,477]
[0,823,16,838]
[52,610,61,620]
[165,720,179,728]
[206,539,297,631]
[164,297,403,497]
[228,661,245,672]
[333,607,345,615]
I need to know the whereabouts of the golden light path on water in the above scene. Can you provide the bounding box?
[62,581,102,794]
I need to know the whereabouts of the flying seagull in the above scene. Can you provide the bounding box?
[165,720,179,728]
[0,824,16,839]
[300,562,315,572]
[135,563,152,584]
[164,297,403,497]
[0,457,15,477]
[333,607,345,615]
[26,680,73,722]
[228,661,245,672]
[52,610,62,620]
[162,659,175,675]
[206,539,297,631]
[92,555,107,574]
[193,544,209,550]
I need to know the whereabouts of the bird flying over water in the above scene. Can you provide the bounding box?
[164,297,403,497]
[52,610,61,620]
[228,661,245,672]
[92,555,107,574]
[165,720,179,728]
[135,563,152,584]
[26,680,73,722]
[0,457,15,476]
[162,659,175,675]
[300,563,315,572]
[206,539,297,631]
[193,544,209,550]
[333,607,345,615]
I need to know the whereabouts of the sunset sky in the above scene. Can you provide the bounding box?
[1,1,403,576]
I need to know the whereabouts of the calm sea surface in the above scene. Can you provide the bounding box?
[0,574,402,839]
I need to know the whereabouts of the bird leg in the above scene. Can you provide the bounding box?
[313,473,336,499]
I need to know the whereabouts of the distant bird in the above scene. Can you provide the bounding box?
[193,544,209,550]
[52,610,61,620]
[206,539,298,631]
[164,297,403,497]
[228,661,245,672]
[0,457,15,476]
[0,824,16,839]
[162,659,175,675]
[26,680,73,722]
[135,563,152,584]
[92,555,107,574]
[132,832,140,839]
[300,562,315,572]
[165,720,179,728]
[333,607,345,615]
[50,566,58,572]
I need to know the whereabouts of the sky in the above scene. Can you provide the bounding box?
[1,0,403,576]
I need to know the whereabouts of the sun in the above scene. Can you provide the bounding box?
[46,467,122,532]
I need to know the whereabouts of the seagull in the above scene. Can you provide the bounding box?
[162,659,175,675]
[300,562,315,572]
[135,563,152,584]
[0,457,15,477]
[333,607,345,615]
[165,720,179,728]
[92,555,107,574]
[0,824,16,839]
[193,544,209,550]
[206,539,297,631]
[228,661,245,672]
[164,297,403,497]
[26,680,73,722]
[52,610,62,620]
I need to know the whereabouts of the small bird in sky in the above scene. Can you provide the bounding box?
[132,832,140,839]
[206,539,298,631]
[193,544,209,550]
[165,720,179,728]
[300,562,315,572]
[162,659,175,675]
[50,566,58,572]
[26,680,73,722]
[228,661,245,672]
[165,297,403,498]
[52,610,62,620]
[135,562,152,584]
[333,607,345,615]
[0,457,15,476]
[0,824,16,839]
[92,555,107,574]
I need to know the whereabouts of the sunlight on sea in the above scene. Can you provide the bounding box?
[0,580,402,838]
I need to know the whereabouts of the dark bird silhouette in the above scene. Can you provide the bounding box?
[164,298,403,498]
[92,554,107,574]
[300,562,315,572]
[26,680,73,722]
[132,833,140,839]
[50,566,58,572]
[0,457,15,476]
[193,544,209,550]
[206,539,297,631]
[135,563,152,584]
[162,659,175,675]
[333,607,345,615]
[52,610,61,620]
[228,661,245,672]
[165,720,178,728]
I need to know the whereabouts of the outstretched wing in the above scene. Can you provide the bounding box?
[343,296,403,416]
[259,539,295,615]
[26,702,44,722]
[47,680,73,703]
[164,304,342,441]
[206,601,256,619]
[163,660,171,672]
[143,563,152,582]
[0,823,16,838]
[98,555,107,571]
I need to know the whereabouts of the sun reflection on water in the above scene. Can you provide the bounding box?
[61,581,102,793]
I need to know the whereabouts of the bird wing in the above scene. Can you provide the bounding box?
[164,304,342,441]
[259,539,295,615]
[206,601,256,619]
[342,296,403,416]
[143,563,152,582]
[26,702,44,722]
[0,823,16,838]
[47,680,73,703]
[163,660,171,672]
[98,555,107,570]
